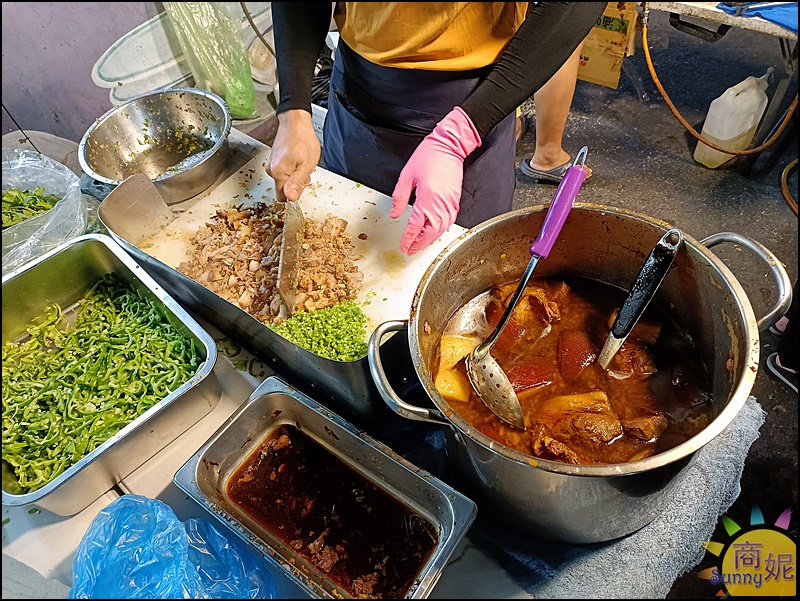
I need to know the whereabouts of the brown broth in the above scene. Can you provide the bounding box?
[227,424,439,598]
[435,276,713,465]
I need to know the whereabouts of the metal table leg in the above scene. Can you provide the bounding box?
[748,38,797,161]
[754,38,797,145]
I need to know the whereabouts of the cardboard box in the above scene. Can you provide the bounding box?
[578,2,638,89]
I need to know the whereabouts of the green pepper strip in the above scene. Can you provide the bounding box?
[2,273,202,493]
[2,187,62,230]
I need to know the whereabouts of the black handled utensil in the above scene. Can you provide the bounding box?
[598,228,683,369]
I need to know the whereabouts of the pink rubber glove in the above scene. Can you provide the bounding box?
[391,106,481,255]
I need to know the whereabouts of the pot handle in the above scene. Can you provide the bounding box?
[701,232,793,330]
[368,320,450,426]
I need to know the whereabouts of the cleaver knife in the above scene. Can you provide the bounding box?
[97,174,175,246]
[276,200,305,315]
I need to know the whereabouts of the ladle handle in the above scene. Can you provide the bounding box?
[611,229,682,338]
[530,146,589,258]
[483,148,589,352]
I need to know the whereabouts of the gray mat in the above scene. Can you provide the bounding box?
[466,395,766,598]
[386,395,765,599]
[2,553,70,600]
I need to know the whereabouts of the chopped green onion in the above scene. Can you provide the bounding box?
[270,301,368,362]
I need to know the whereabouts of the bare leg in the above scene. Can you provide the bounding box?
[527,43,592,177]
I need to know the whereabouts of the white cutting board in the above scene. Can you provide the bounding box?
[140,146,466,330]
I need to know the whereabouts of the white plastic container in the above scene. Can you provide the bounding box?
[694,69,771,169]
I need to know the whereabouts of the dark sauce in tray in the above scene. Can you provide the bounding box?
[227,424,439,598]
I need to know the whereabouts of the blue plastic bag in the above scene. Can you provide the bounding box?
[68,494,276,599]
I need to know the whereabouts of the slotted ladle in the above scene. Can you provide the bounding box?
[465,147,590,429]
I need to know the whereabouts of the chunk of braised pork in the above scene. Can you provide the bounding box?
[607,342,657,380]
[527,391,623,463]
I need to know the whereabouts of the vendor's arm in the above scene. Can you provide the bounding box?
[267,2,333,202]
[392,2,605,255]
[462,2,606,138]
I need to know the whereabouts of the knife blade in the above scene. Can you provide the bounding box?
[276,200,305,315]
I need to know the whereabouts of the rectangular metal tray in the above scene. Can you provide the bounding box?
[107,238,398,425]
[174,375,477,599]
[96,154,465,426]
[2,233,221,515]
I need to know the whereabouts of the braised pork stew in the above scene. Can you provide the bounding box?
[227,424,439,598]
[434,276,713,465]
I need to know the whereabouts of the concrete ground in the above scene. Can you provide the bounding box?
[2,10,794,600]
[512,10,797,598]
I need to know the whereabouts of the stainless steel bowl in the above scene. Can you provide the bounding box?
[78,88,232,204]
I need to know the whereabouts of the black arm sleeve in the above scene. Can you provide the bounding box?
[461,2,607,139]
[272,2,333,115]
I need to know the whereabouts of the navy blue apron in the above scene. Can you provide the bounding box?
[323,41,516,229]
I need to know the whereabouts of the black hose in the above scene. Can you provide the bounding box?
[311,53,334,108]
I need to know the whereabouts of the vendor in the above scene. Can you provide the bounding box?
[266,2,604,255]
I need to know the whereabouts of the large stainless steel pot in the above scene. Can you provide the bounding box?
[368,204,792,543]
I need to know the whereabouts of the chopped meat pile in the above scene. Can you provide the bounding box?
[295,215,364,313]
[177,202,363,324]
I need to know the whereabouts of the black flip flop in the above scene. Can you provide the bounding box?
[519,156,593,184]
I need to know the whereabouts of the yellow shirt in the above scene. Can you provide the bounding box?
[333,2,529,70]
